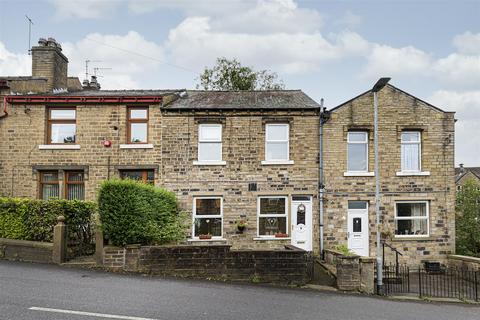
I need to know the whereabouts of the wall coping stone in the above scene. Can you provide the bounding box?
[0,238,53,249]
[448,255,480,264]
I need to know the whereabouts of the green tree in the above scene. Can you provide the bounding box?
[456,179,480,257]
[197,57,285,90]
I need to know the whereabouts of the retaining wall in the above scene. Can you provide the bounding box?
[0,238,53,263]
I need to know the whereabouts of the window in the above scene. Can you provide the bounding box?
[39,171,85,200]
[40,172,60,199]
[265,124,289,161]
[193,197,223,238]
[347,132,368,172]
[65,171,85,200]
[48,108,76,144]
[198,124,222,162]
[119,169,154,184]
[401,131,421,172]
[127,107,148,143]
[395,201,429,237]
[257,196,288,237]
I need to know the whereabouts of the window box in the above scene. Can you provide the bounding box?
[198,234,212,240]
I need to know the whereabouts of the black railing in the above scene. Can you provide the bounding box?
[377,264,480,302]
[382,240,403,277]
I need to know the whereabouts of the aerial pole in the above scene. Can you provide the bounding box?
[25,15,34,55]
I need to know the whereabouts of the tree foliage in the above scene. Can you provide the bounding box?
[456,179,480,257]
[197,57,285,91]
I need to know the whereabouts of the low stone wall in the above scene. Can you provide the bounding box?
[103,244,311,285]
[0,238,53,264]
[447,255,480,271]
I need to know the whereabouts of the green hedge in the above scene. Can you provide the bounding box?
[0,197,96,243]
[98,179,185,246]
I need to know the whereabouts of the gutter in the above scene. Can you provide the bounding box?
[318,99,330,258]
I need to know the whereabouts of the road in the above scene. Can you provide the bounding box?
[0,260,478,320]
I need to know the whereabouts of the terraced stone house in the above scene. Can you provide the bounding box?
[0,38,456,264]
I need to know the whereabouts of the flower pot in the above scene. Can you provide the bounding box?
[274,233,288,238]
[199,234,212,240]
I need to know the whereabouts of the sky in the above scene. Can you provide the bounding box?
[0,0,479,166]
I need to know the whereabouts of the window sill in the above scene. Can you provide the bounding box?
[187,238,227,242]
[38,144,80,150]
[253,237,291,241]
[343,171,374,177]
[396,171,430,176]
[392,236,432,241]
[193,161,227,166]
[261,160,294,165]
[119,144,153,149]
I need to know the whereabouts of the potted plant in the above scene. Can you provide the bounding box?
[199,234,212,240]
[235,219,247,232]
[274,232,288,238]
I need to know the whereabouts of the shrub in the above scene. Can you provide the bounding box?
[456,179,480,257]
[98,179,186,246]
[335,244,355,256]
[0,197,96,246]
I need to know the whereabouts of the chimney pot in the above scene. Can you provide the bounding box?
[38,38,47,46]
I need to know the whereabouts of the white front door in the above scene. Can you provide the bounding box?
[347,201,369,257]
[291,196,312,251]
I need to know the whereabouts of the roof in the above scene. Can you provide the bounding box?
[165,90,320,110]
[455,167,480,182]
[330,84,449,113]
[52,89,182,96]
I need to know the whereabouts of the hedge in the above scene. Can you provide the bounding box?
[98,179,185,246]
[0,197,96,245]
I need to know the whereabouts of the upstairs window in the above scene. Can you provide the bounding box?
[48,108,76,144]
[401,131,421,172]
[198,124,222,162]
[265,124,289,161]
[119,169,154,184]
[347,132,368,172]
[127,107,148,143]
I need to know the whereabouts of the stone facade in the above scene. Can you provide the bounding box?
[323,85,456,265]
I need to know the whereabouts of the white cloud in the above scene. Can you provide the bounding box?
[62,31,165,89]
[335,10,363,29]
[429,90,480,166]
[0,42,30,76]
[127,0,251,16]
[362,44,432,79]
[49,0,120,20]
[453,31,480,54]
[433,53,480,89]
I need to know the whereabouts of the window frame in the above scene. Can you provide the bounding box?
[39,171,60,200]
[400,131,422,173]
[347,131,369,173]
[265,123,290,162]
[64,171,85,200]
[257,196,289,238]
[127,106,149,144]
[192,196,223,239]
[47,107,76,145]
[394,200,430,238]
[197,123,223,162]
[119,169,155,184]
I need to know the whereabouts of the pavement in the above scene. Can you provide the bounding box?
[0,260,479,320]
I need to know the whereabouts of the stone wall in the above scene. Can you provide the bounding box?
[103,244,312,285]
[323,85,456,265]
[0,238,53,264]
[447,255,480,271]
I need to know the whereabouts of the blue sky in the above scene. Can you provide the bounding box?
[0,0,479,165]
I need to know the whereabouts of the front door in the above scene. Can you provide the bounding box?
[291,196,312,251]
[347,201,369,257]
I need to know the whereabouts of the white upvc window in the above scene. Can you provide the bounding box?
[265,124,290,162]
[394,201,429,237]
[401,131,421,172]
[257,196,288,237]
[198,124,223,163]
[192,197,223,239]
[347,132,368,172]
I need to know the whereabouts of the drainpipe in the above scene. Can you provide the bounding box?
[372,77,390,295]
[318,98,330,258]
[0,96,8,119]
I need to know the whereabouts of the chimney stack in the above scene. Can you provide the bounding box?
[31,37,68,92]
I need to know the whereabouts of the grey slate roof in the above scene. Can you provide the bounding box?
[455,167,480,182]
[166,90,320,110]
[53,89,182,96]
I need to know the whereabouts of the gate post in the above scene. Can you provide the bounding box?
[95,226,104,265]
[52,216,67,264]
